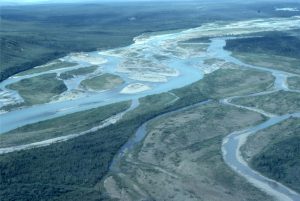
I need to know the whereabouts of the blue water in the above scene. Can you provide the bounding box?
[0,47,203,133]
[1,29,300,201]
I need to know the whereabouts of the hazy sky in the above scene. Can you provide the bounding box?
[1,0,299,5]
[0,0,164,5]
[0,0,162,4]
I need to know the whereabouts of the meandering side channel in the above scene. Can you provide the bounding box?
[216,38,300,200]
[109,100,212,172]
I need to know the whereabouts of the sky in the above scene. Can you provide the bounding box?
[0,0,165,4]
[0,0,160,5]
[1,0,299,5]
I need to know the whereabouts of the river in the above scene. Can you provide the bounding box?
[108,38,300,201]
[1,17,300,201]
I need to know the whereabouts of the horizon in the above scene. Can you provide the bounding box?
[1,0,178,6]
[1,0,300,6]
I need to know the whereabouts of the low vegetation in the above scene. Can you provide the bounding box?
[232,90,300,115]
[1,1,300,200]
[103,102,271,200]
[0,101,131,148]
[80,73,124,91]
[59,66,98,80]
[0,68,275,200]
[172,68,274,106]
[0,91,191,201]
[225,32,300,74]
[17,61,77,76]
[231,53,300,75]
[7,73,67,105]
[241,118,300,193]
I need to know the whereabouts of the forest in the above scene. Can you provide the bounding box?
[225,31,300,59]
[1,1,294,81]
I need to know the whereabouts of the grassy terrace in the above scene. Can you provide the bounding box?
[7,73,67,105]
[80,73,124,91]
[59,66,98,80]
[231,90,300,115]
[172,68,274,106]
[104,102,271,200]
[288,76,300,91]
[232,53,300,75]
[241,118,300,193]
[0,101,131,148]
[226,31,300,75]
[17,61,78,76]
[0,68,275,200]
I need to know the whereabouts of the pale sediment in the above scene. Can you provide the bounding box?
[120,83,151,94]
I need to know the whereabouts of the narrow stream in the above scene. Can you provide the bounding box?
[213,38,300,200]
[222,113,300,201]
[109,100,212,172]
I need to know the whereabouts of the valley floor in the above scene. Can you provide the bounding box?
[1,11,300,201]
